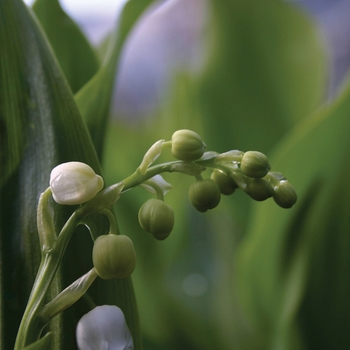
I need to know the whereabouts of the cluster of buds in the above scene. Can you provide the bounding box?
[135,129,297,242]
[211,150,297,208]
[171,130,296,211]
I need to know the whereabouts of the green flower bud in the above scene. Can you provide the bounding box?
[171,129,206,161]
[138,199,174,240]
[50,162,104,205]
[246,178,274,201]
[240,151,270,178]
[92,234,136,279]
[273,181,297,208]
[189,179,221,212]
[210,170,238,195]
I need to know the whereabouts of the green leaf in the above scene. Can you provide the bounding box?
[198,0,326,153]
[39,269,98,323]
[32,0,100,93]
[22,332,52,350]
[75,0,157,159]
[236,80,350,349]
[0,0,139,349]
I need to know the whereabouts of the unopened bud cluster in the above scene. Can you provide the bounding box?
[209,151,297,208]
[135,130,297,242]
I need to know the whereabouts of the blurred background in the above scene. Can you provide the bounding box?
[22,0,350,349]
[24,0,350,117]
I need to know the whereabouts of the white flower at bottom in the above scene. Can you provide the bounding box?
[76,305,134,350]
[50,162,104,205]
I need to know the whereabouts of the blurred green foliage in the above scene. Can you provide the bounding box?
[2,0,350,349]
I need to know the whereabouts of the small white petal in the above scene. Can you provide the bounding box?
[76,305,134,350]
[200,151,219,160]
[140,174,172,195]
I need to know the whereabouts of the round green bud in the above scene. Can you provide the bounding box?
[138,198,174,240]
[189,179,221,212]
[273,181,297,208]
[246,178,274,201]
[92,234,136,279]
[171,129,206,161]
[210,170,238,195]
[240,151,270,178]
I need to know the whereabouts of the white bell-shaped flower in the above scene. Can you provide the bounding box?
[76,305,134,350]
[50,162,104,205]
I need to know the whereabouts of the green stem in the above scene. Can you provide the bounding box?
[195,175,204,181]
[99,209,119,235]
[122,165,175,192]
[153,185,164,201]
[122,159,202,191]
[14,254,57,349]
[14,211,81,349]
[161,140,172,149]
[121,155,227,190]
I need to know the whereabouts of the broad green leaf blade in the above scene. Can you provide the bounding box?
[32,0,100,93]
[75,0,157,159]
[0,1,139,349]
[236,80,350,349]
